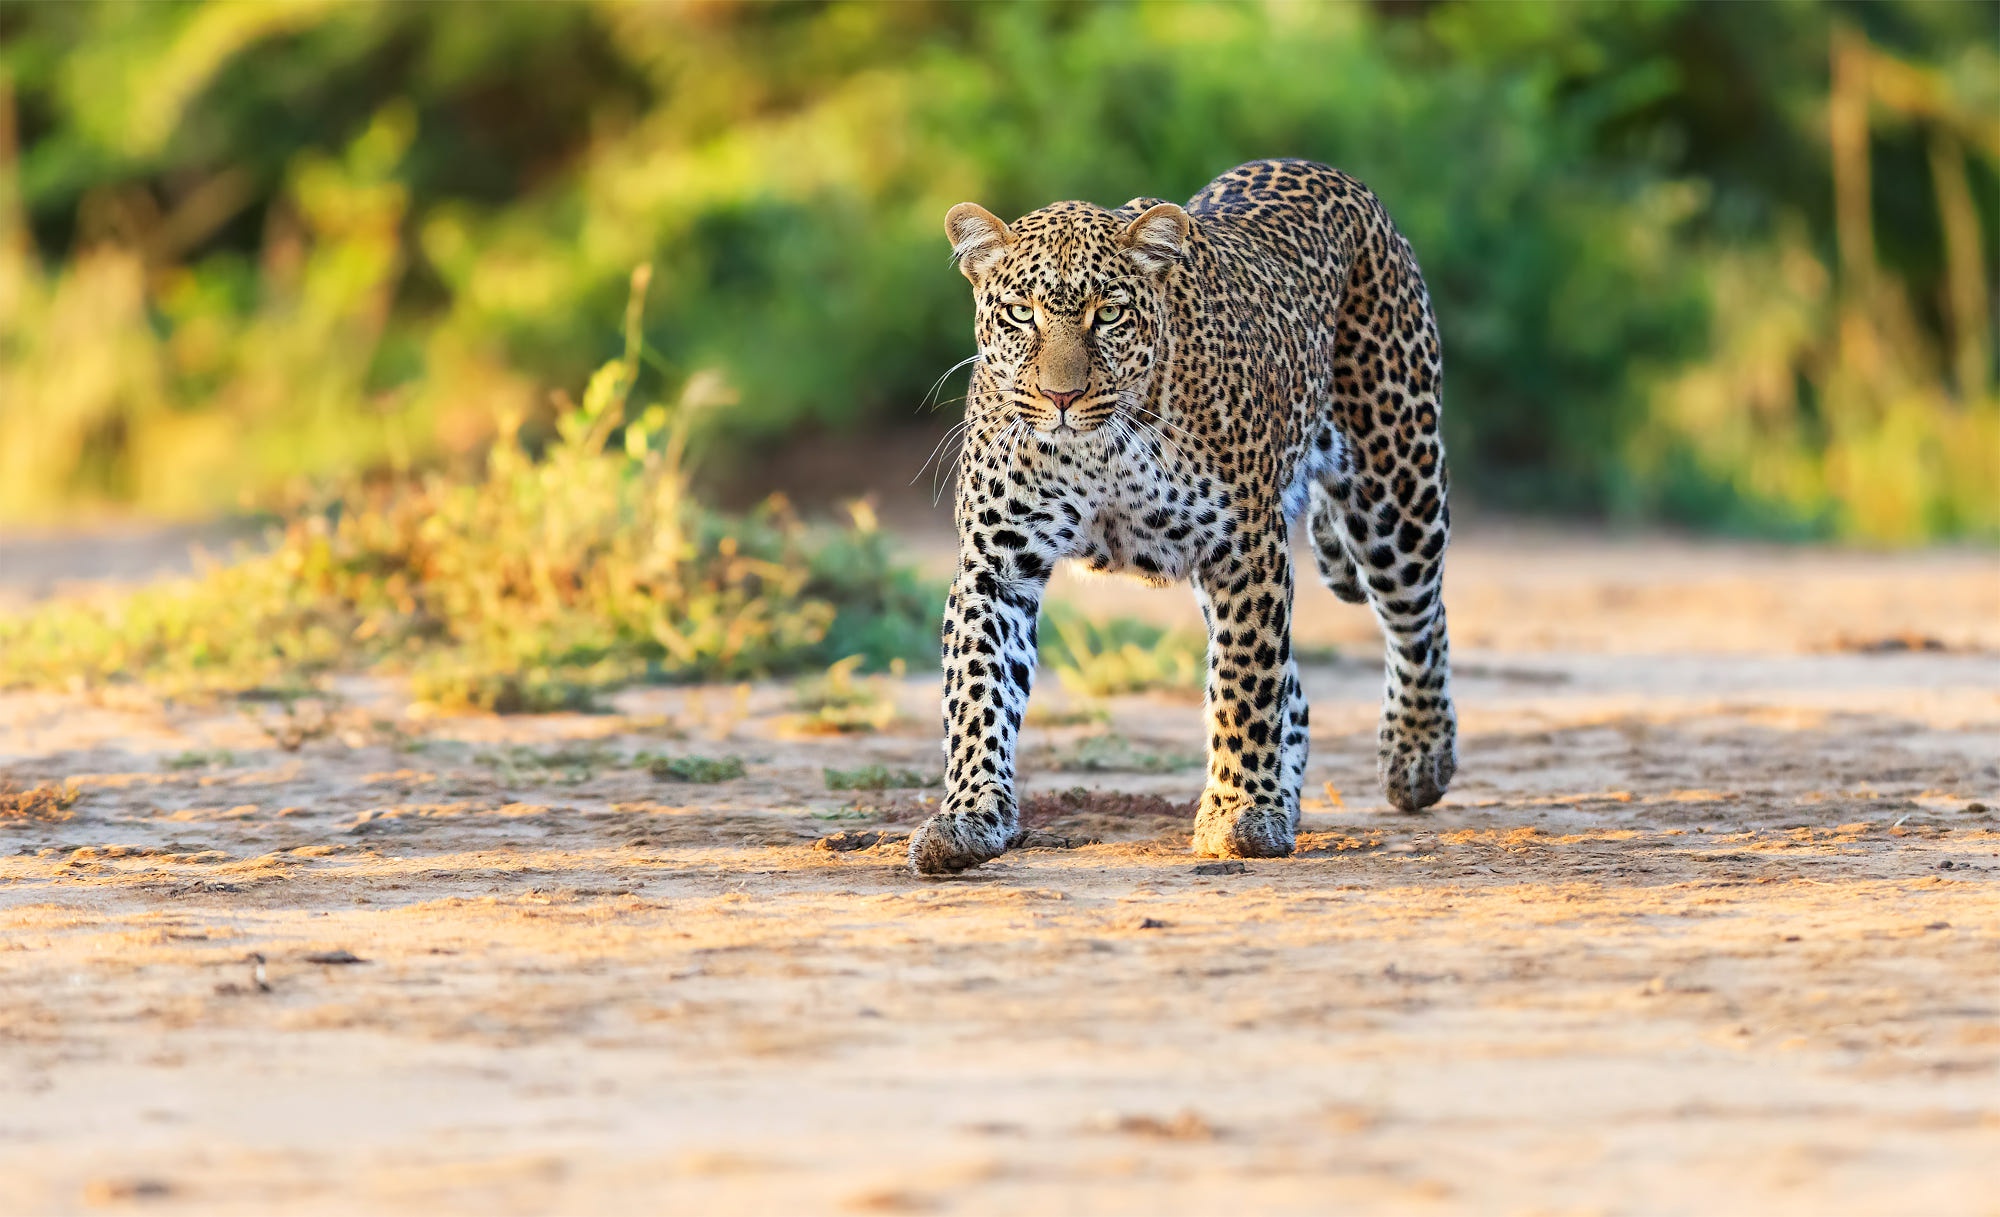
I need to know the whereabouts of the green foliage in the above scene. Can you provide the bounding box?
[2,1,1993,538]
[823,764,938,792]
[1024,704,1111,728]
[1040,733,1202,775]
[0,272,942,706]
[476,745,615,786]
[1625,223,2000,543]
[782,655,907,735]
[1039,607,1205,700]
[1294,643,1342,667]
[649,754,746,784]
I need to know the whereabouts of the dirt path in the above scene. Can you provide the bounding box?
[2,535,1997,1215]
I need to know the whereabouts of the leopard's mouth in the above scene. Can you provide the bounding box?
[1025,394,1120,441]
[1029,419,1097,443]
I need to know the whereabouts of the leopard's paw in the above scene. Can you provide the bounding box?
[1378,711,1457,813]
[1191,791,1296,859]
[908,789,1015,876]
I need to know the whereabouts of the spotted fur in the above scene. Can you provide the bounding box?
[910,160,1456,876]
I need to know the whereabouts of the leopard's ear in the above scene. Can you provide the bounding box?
[1118,202,1189,276]
[945,203,1014,283]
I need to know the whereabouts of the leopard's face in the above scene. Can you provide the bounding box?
[946,200,1188,441]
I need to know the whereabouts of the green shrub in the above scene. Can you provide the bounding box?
[476,745,615,785]
[649,755,747,784]
[781,656,908,735]
[1040,733,1202,775]
[1038,607,1205,700]
[0,271,942,707]
[823,764,938,791]
[4,3,1991,539]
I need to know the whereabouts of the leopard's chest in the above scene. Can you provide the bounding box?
[1067,478,1229,587]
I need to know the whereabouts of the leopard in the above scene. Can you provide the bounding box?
[909,159,1456,876]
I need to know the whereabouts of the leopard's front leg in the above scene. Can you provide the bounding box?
[1190,521,1303,859]
[909,562,1048,876]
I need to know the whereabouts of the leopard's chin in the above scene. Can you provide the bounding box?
[1028,421,1092,443]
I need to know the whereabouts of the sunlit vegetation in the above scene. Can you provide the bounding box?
[2,2,1990,539]
[457,744,744,784]
[647,754,747,784]
[781,656,909,736]
[0,3,1988,713]
[0,782,79,822]
[473,744,618,786]
[823,765,939,792]
[1039,608,1206,700]
[1024,703,1113,728]
[0,273,942,709]
[1039,733,1203,775]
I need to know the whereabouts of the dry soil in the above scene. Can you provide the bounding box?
[2,529,1997,1215]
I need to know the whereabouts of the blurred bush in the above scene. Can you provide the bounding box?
[0,268,942,707]
[1,0,1993,540]
[1039,605,1206,700]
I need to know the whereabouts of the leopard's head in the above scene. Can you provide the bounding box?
[945,198,1187,441]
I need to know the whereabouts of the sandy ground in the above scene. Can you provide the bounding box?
[2,529,1997,1215]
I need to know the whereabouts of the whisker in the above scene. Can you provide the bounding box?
[1153,424,1192,472]
[911,417,977,486]
[926,386,1008,414]
[1123,397,1194,469]
[913,381,1016,489]
[1119,418,1159,469]
[1116,405,1186,471]
[936,422,985,505]
[1131,402,1197,445]
[1103,417,1129,465]
[933,381,1011,415]
[938,415,1015,507]
[946,424,992,507]
[1004,420,1029,475]
[920,353,985,413]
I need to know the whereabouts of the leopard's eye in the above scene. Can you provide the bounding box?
[1095,303,1126,326]
[1003,303,1035,325]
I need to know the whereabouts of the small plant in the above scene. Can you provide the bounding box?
[1041,733,1201,774]
[809,807,882,822]
[1039,607,1205,699]
[373,717,434,754]
[783,655,906,735]
[251,698,339,751]
[1026,704,1111,728]
[0,782,80,822]
[475,744,615,785]
[541,745,615,770]
[648,754,746,783]
[620,714,688,740]
[823,764,938,791]
[165,749,236,771]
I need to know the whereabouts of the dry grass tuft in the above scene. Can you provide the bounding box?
[0,782,80,822]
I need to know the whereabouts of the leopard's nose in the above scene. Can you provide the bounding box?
[1040,387,1083,410]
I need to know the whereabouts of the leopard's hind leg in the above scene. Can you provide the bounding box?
[1324,205,1457,813]
[1278,656,1309,831]
[1307,483,1368,605]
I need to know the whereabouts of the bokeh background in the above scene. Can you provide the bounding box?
[3,0,1996,541]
